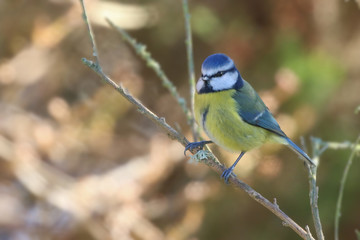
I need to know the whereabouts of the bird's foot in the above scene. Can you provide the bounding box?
[184,141,211,156]
[221,167,236,184]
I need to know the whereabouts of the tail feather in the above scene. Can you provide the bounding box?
[285,138,315,166]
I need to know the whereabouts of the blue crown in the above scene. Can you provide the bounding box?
[201,53,234,74]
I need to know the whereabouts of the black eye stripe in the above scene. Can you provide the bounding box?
[209,67,236,78]
[214,71,224,77]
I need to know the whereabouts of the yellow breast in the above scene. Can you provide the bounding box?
[194,89,270,152]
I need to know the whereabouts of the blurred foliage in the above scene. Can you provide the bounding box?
[274,33,345,108]
[191,6,222,43]
[0,0,360,240]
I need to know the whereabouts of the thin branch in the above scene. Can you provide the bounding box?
[308,137,325,240]
[82,57,188,146]
[80,0,100,66]
[105,18,193,127]
[182,0,199,141]
[334,134,360,240]
[306,225,315,240]
[182,0,195,99]
[79,1,314,239]
[322,140,360,152]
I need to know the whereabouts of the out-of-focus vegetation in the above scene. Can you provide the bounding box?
[0,0,359,240]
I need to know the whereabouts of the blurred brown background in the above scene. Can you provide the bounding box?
[0,0,360,239]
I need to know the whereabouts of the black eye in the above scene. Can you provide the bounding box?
[214,71,224,77]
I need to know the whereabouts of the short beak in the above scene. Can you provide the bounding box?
[202,75,210,81]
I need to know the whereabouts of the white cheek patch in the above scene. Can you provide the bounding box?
[201,60,234,76]
[196,78,205,93]
[210,71,238,91]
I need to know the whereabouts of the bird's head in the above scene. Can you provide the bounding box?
[196,53,243,94]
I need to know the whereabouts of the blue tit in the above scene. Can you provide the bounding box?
[185,53,315,183]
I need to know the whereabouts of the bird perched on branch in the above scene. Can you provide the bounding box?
[185,53,315,183]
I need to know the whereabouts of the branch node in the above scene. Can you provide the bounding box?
[282,221,290,227]
[305,225,314,240]
[273,198,279,208]
[137,108,145,114]
[81,58,95,67]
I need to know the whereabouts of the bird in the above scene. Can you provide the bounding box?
[184,53,315,183]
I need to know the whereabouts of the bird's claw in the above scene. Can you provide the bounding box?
[221,167,236,184]
[184,141,208,156]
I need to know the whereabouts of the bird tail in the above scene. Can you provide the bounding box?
[285,138,315,166]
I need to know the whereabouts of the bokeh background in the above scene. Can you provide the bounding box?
[1,0,360,239]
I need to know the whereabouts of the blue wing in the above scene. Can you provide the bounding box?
[232,81,315,166]
[232,81,287,138]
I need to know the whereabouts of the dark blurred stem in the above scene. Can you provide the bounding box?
[334,134,360,240]
[182,0,199,141]
[182,0,195,99]
[309,137,325,240]
[79,1,314,239]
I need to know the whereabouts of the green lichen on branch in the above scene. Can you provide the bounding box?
[188,150,217,166]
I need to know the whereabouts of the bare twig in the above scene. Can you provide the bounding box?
[182,0,195,101]
[310,136,360,153]
[334,134,360,240]
[79,1,314,239]
[321,139,360,152]
[82,57,188,147]
[308,137,325,240]
[80,0,100,66]
[105,18,193,127]
[306,225,315,240]
[182,0,198,140]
